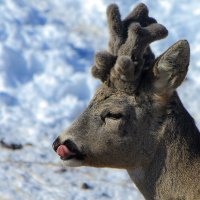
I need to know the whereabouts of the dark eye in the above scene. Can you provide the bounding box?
[101,110,123,122]
[106,112,123,120]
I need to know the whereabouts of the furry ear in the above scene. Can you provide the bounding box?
[153,40,190,97]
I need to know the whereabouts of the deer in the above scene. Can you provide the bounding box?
[52,3,200,200]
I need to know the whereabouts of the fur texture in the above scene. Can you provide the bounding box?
[53,3,200,200]
[92,3,168,86]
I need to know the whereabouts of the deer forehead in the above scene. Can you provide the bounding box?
[89,84,137,107]
[87,84,154,119]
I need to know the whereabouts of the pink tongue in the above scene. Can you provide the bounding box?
[56,145,71,158]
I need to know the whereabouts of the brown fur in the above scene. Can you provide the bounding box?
[53,3,200,200]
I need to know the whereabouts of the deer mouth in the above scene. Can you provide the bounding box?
[56,140,85,161]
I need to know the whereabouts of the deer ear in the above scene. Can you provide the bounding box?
[153,40,190,96]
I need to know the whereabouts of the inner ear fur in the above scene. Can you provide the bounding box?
[153,40,190,98]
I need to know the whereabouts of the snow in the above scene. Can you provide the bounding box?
[0,0,200,200]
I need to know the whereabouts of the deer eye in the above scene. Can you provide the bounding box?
[101,110,123,122]
[106,112,123,120]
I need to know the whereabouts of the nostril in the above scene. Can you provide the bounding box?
[52,137,61,152]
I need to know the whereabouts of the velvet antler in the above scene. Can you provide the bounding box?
[92,3,168,93]
[92,3,158,82]
[110,22,168,93]
[107,3,157,55]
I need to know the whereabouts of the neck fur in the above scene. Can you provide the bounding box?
[128,95,200,200]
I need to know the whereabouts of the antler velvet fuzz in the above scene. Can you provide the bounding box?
[92,3,168,93]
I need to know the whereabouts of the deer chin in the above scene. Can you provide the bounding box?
[62,158,84,167]
[59,148,85,167]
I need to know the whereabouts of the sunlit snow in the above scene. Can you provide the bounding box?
[0,0,200,200]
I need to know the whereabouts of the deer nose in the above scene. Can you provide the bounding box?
[52,137,61,152]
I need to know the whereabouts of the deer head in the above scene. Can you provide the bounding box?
[52,3,190,170]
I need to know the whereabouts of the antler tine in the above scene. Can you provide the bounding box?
[123,3,157,27]
[106,4,124,55]
[92,3,159,82]
[109,23,168,93]
[107,3,157,55]
[119,23,168,60]
[92,4,122,81]
[91,51,116,82]
[92,3,168,87]
[110,56,139,93]
[91,4,123,81]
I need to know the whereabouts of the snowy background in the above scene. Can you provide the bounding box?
[0,0,200,200]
